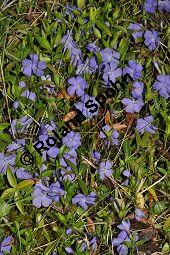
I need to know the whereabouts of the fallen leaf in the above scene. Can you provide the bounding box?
[87,217,95,232]
[112,123,127,131]
[63,111,77,122]
[125,112,137,126]
[136,192,145,209]
[105,111,111,125]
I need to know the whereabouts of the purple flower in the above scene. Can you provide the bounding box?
[72,192,96,210]
[74,94,99,119]
[131,81,144,99]
[12,100,19,109]
[76,57,98,75]
[0,153,16,174]
[34,134,59,160]
[65,247,74,254]
[19,81,36,101]
[122,170,131,177]
[158,0,170,12]
[118,220,130,233]
[100,48,120,64]
[62,131,81,149]
[112,230,130,246]
[136,115,157,134]
[16,167,33,180]
[144,30,160,51]
[89,237,97,252]
[48,181,65,202]
[0,235,13,254]
[135,208,145,220]
[102,62,122,87]
[97,160,113,180]
[122,98,144,113]
[70,47,83,67]
[60,169,75,182]
[152,74,170,99]
[32,183,52,208]
[6,139,25,152]
[144,0,157,13]
[60,149,77,167]
[91,151,101,162]
[99,125,119,145]
[123,61,143,80]
[128,23,144,40]
[9,116,33,136]
[66,228,72,235]
[22,54,46,77]
[86,42,100,52]
[67,76,88,97]
[61,30,76,52]
[117,244,129,255]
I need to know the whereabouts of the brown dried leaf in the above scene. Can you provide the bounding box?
[105,111,111,125]
[112,123,127,131]
[63,111,77,122]
[125,112,137,126]
[57,89,75,100]
[87,217,95,232]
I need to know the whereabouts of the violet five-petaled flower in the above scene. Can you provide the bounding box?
[123,61,143,80]
[32,182,65,208]
[76,57,98,75]
[0,153,16,174]
[62,131,81,149]
[19,81,36,101]
[67,76,88,97]
[97,160,114,180]
[122,98,144,113]
[158,0,170,12]
[128,23,144,40]
[131,81,144,99]
[100,48,120,64]
[136,115,157,134]
[152,74,170,99]
[135,208,145,220]
[74,94,99,119]
[144,30,160,51]
[0,235,13,255]
[99,125,119,146]
[102,61,122,87]
[22,54,46,77]
[72,192,96,210]
[144,0,157,13]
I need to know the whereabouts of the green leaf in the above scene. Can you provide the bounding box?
[89,7,96,22]
[0,123,10,132]
[162,243,170,253]
[14,191,25,215]
[44,240,57,255]
[35,35,51,50]
[78,179,88,195]
[93,26,101,39]
[1,188,15,199]
[163,217,170,233]
[77,0,86,9]
[7,167,17,188]
[64,159,79,174]
[17,179,34,191]
[118,37,129,60]
[96,20,112,37]
[0,133,12,144]
[57,213,67,225]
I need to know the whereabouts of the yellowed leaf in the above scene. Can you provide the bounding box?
[136,192,145,209]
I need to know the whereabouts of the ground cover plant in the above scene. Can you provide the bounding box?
[0,0,170,254]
